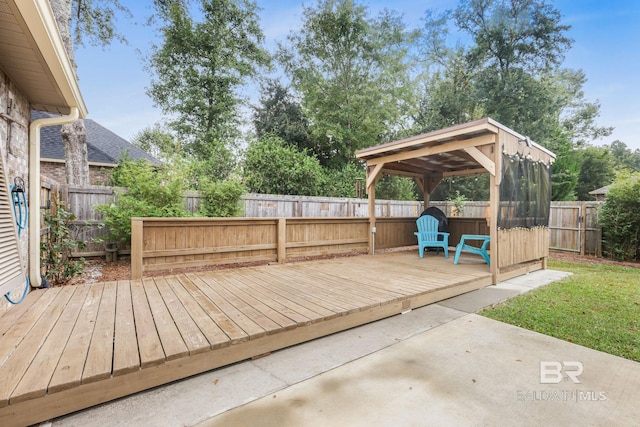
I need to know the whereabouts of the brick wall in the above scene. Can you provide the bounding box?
[0,69,31,313]
[41,161,113,185]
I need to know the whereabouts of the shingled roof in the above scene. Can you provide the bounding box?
[33,110,161,166]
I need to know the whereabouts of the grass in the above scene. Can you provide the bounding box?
[480,259,640,362]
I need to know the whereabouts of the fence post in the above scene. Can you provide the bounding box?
[277,218,286,264]
[131,218,143,279]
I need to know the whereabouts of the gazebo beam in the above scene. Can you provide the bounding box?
[463,146,495,176]
[366,162,385,191]
[443,168,487,177]
[367,134,496,166]
[357,120,498,158]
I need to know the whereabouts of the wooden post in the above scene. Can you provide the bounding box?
[131,218,143,280]
[368,183,376,255]
[277,218,286,263]
[580,202,586,256]
[489,136,502,285]
[422,175,429,212]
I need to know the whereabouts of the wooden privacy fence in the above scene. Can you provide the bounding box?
[130,217,370,279]
[62,186,603,258]
[129,216,491,279]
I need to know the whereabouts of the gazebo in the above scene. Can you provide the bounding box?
[356,118,555,284]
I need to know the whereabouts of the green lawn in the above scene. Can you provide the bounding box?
[480,259,640,362]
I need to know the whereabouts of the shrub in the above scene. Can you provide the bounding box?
[96,158,189,244]
[199,178,245,217]
[41,196,85,286]
[598,173,640,261]
[243,135,327,196]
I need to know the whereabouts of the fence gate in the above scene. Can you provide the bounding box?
[549,204,582,252]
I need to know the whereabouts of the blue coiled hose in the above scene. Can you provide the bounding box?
[5,177,30,304]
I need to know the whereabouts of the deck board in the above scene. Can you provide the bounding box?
[10,286,90,404]
[49,283,103,393]
[153,277,210,355]
[0,288,59,372]
[83,282,117,383]
[142,278,189,361]
[113,280,139,376]
[175,275,249,347]
[227,270,316,326]
[0,251,494,427]
[131,280,166,368]
[0,286,75,407]
[203,272,298,331]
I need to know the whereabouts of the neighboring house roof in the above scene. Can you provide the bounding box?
[589,176,639,197]
[588,185,610,196]
[33,110,161,166]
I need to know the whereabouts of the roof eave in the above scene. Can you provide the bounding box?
[7,0,87,117]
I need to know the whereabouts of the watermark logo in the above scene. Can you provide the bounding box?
[540,361,583,384]
[516,361,607,402]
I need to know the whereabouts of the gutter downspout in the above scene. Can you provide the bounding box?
[28,107,79,287]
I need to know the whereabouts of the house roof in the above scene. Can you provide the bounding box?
[0,0,87,116]
[588,185,610,196]
[33,110,161,166]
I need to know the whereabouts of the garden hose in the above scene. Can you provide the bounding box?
[10,177,28,237]
[5,177,31,304]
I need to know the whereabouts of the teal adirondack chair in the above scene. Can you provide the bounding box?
[414,215,449,259]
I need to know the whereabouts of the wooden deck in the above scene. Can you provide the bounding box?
[0,250,491,426]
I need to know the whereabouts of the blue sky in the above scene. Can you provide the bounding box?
[74,0,640,150]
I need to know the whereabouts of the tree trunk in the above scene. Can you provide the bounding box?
[50,0,90,186]
[61,120,89,185]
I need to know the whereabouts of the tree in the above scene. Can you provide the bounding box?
[418,0,611,200]
[575,146,615,200]
[599,172,640,261]
[243,135,327,196]
[413,49,484,134]
[375,176,417,201]
[131,124,181,162]
[279,0,417,169]
[50,0,129,185]
[252,79,314,153]
[146,0,270,184]
[430,175,489,201]
[609,140,640,172]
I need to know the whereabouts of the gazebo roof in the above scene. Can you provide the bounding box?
[356,118,554,179]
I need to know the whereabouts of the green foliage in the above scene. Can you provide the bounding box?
[243,135,327,196]
[131,124,182,163]
[375,176,417,201]
[447,190,467,214]
[199,179,245,217]
[253,79,313,153]
[322,163,366,197]
[41,197,85,286]
[608,140,640,172]
[550,151,580,201]
[146,0,270,178]
[482,259,640,362]
[70,0,130,48]
[575,146,616,200]
[456,0,571,73]
[96,158,189,243]
[598,173,640,261]
[417,0,611,202]
[279,0,417,169]
[431,175,489,201]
